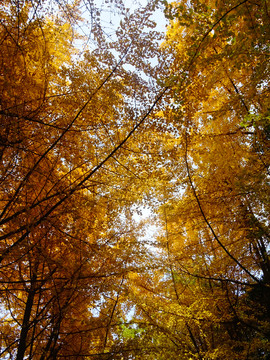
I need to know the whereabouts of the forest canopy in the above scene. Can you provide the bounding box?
[0,0,269,359]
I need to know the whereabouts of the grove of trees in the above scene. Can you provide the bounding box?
[0,0,269,359]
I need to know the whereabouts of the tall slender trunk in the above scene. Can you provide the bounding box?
[16,272,37,360]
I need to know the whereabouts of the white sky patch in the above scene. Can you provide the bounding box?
[75,0,168,49]
[132,206,161,251]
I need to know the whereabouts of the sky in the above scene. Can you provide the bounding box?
[74,0,169,53]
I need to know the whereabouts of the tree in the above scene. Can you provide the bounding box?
[1,0,269,358]
[0,0,165,358]
[119,0,270,359]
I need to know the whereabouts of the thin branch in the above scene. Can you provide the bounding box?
[184,132,260,284]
